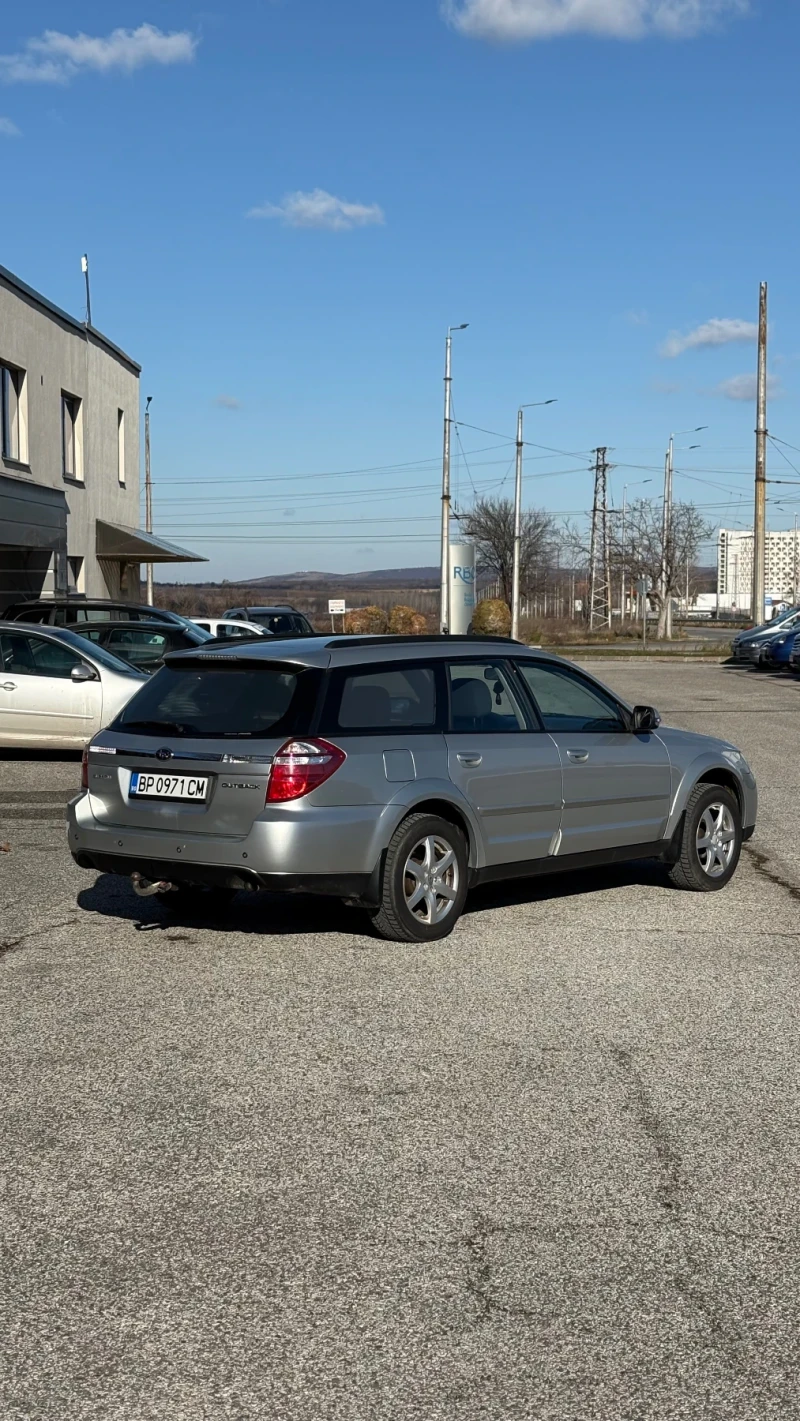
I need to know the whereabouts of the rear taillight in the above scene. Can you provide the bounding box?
[266,738,346,803]
[81,745,89,790]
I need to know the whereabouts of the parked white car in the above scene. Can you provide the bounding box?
[189,617,271,640]
[0,623,146,749]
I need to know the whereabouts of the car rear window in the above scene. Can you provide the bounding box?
[325,665,437,731]
[114,665,320,738]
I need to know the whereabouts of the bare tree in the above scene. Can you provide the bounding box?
[463,497,558,606]
[614,499,714,639]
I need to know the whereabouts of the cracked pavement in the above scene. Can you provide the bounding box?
[2,663,800,1420]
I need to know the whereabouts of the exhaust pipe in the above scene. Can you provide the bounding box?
[131,871,177,898]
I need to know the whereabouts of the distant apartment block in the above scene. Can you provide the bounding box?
[0,262,201,611]
[717,527,800,610]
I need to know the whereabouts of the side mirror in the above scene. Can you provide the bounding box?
[633,704,661,732]
[71,663,99,683]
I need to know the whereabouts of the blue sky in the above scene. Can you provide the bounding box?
[2,0,799,579]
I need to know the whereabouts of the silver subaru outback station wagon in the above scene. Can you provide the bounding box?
[69,634,757,942]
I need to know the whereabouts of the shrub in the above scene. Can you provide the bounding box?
[472,599,511,636]
[388,604,428,634]
[343,605,388,635]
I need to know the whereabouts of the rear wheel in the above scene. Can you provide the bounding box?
[370,813,468,943]
[668,783,742,892]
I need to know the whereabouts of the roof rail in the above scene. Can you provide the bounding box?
[324,633,520,648]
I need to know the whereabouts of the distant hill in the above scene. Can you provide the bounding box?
[233,566,441,589]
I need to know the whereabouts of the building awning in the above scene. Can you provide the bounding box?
[96,521,206,564]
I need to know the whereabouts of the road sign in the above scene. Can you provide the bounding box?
[328,599,346,616]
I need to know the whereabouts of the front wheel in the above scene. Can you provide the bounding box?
[370,813,468,943]
[668,783,742,892]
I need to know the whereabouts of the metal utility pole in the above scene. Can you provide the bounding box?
[144,396,154,606]
[589,447,611,630]
[752,281,768,626]
[81,254,92,326]
[661,427,706,637]
[440,324,468,633]
[511,398,557,641]
[660,441,673,638]
[794,514,798,604]
[512,408,524,642]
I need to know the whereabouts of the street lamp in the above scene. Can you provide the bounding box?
[511,400,558,641]
[440,325,469,633]
[662,426,707,637]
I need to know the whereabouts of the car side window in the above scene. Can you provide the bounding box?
[447,661,527,733]
[517,662,627,733]
[106,629,167,670]
[195,622,211,634]
[0,633,81,678]
[328,664,437,731]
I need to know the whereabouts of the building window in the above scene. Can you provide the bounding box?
[62,393,84,481]
[68,556,85,594]
[117,409,125,484]
[1,362,28,463]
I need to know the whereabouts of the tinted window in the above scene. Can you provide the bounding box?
[115,666,318,739]
[1,632,83,679]
[14,608,51,623]
[448,661,527,733]
[332,666,437,730]
[194,622,211,633]
[50,626,142,675]
[518,662,627,733]
[106,628,168,672]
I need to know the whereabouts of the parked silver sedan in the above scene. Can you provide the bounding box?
[0,622,146,749]
[68,634,757,942]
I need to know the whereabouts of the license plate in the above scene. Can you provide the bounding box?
[130,771,209,802]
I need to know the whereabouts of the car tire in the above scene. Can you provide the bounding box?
[157,883,237,914]
[668,782,742,893]
[370,812,468,943]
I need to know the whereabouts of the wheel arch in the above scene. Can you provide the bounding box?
[666,756,746,838]
[400,797,477,868]
[692,766,744,815]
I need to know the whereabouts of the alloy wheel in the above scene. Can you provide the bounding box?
[695,802,737,878]
[403,834,459,927]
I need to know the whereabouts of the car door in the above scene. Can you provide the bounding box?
[445,658,562,866]
[515,660,671,856]
[0,631,100,744]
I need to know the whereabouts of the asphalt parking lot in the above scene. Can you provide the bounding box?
[3,661,800,1421]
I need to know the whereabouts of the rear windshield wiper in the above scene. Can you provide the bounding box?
[120,719,198,735]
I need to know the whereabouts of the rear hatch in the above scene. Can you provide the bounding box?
[85,657,323,837]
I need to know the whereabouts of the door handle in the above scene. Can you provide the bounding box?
[567,749,589,762]
[1,681,16,692]
[457,753,483,767]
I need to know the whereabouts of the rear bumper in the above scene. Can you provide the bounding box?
[67,790,389,898]
[70,847,373,899]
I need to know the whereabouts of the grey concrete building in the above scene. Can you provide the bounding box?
[0,262,201,612]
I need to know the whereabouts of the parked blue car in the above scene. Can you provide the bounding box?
[760,628,800,669]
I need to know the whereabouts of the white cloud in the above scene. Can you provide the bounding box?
[214,394,242,410]
[445,0,749,41]
[660,317,758,358]
[714,372,782,402]
[248,188,385,232]
[0,116,20,135]
[0,25,197,84]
